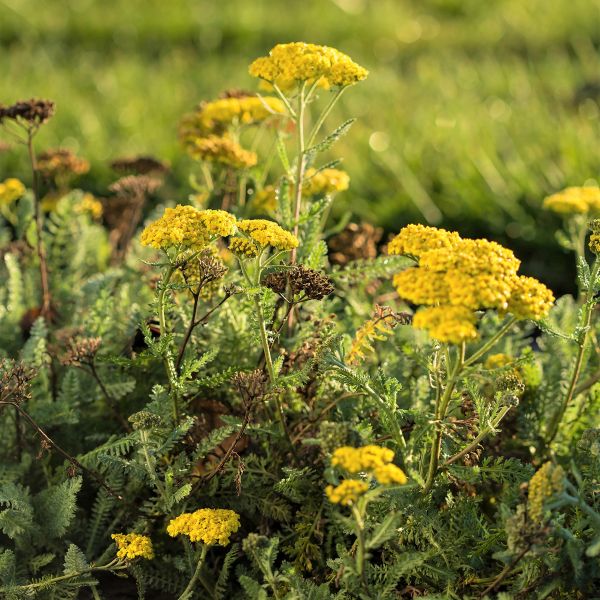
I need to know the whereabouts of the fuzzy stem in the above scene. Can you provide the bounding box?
[178,544,209,600]
[290,82,307,266]
[463,317,518,368]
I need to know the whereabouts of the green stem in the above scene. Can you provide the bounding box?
[306,87,346,148]
[290,82,307,266]
[178,544,209,600]
[139,429,167,498]
[463,317,518,368]
[351,504,370,594]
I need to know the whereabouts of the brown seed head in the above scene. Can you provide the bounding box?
[0,359,35,405]
[109,175,162,198]
[37,148,90,179]
[61,337,102,366]
[328,222,383,266]
[288,265,334,300]
[0,98,55,127]
[232,369,268,405]
[110,155,169,176]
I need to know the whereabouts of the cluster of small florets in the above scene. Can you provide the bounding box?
[303,168,350,197]
[0,178,25,205]
[186,135,257,170]
[388,225,554,343]
[589,219,600,255]
[236,218,299,251]
[37,148,90,180]
[326,445,407,506]
[251,185,278,213]
[74,193,103,219]
[197,209,237,237]
[249,42,368,90]
[264,265,334,300]
[182,96,285,137]
[527,462,566,522]
[543,186,600,216]
[111,533,154,561]
[167,508,240,546]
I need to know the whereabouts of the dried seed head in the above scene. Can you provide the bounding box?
[263,271,287,295]
[129,410,163,430]
[61,337,102,366]
[0,98,55,127]
[328,222,383,266]
[218,89,254,99]
[0,359,35,404]
[180,248,228,295]
[288,265,334,300]
[109,175,162,198]
[232,369,268,405]
[37,148,90,179]
[110,155,169,176]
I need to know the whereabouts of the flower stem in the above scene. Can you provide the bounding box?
[178,544,209,600]
[463,317,518,368]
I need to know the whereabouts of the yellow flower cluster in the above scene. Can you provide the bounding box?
[229,236,259,258]
[412,306,478,344]
[252,185,278,213]
[0,178,26,205]
[167,508,240,546]
[249,42,368,90]
[388,225,554,343]
[188,96,285,136]
[74,193,103,219]
[325,480,369,506]
[303,168,350,197]
[543,186,600,216]
[589,220,600,255]
[527,462,565,522]
[237,219,299,250]
[484,353,513,369]
[197,209,237,237]
[187,135,257,170]
[111,533,154,561]
[326,445,407,506]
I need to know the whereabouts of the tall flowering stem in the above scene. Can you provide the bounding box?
[177,543,208,600]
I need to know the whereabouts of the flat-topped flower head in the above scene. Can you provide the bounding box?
[111,533,154,560]
[237,219,299,250]
[303,168,350,197]
[325,480,369,505]
[388,224,460,258]
[372,463,409,485]
[412,306,478,344]
[249,42,368,91]
[527,462,566,522]
[543,186,600,216]
[0,178,26,205]
[198,209,237,237]
[187,135,257,170]
[167,508,240,546]
[506,276,555,320]
[331,445,394,473]
[140,204,208,251]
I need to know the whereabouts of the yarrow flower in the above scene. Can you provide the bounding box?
[251,185,278,213]
[74,193,103,219]
[0,178,26,205]
[111,533,154,561]
[589,219,600,255]
[249,42,368,91]
[331,445,394,472]
[527,462,566,522]
[237,219,298,250]
[325,480,369,506]
[167,508,240,546]
[229,236,260,258]
[37,148,89,180]
[186,135,257,169]
[543,186,600,216]
[388,225,554,343]
[303,168,350,197]
[197,209,237,237]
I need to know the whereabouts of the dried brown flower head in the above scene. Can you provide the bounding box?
[110,155,169,176]
[263,271,287,295]
[218,89,254,99]
[288,265,334,300]
[328,222,383,266]
[0,98,55,127]
[61,337,102,366]
[37,148,90,180]
[109,175,161,198]
[232,369,268,406]
[180,248,228,295]
[0,359,35,404]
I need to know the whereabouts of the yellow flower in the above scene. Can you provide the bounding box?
[413,306,478,344]
[111,533,154,560]
[182,96,285,138]
[543,186,600,216]
[0,178,26,205]
[198,209,237,237]
[167,508,240,546]
[237,219,298,250]
[140,204,208,250]
[506,276,555,320]
[388,224,460,258]
[187,135,257,169]
[229,236,259,258]
[590,233,600,255]
[372,464,408,485]
[527,462,565,522]
[74,193,103,219]
[331,445,394,473]
[249,42,368,91]
[484,353,513,369]
[251,185,278,213]
[303,168,350,197]
[325,480,369,505]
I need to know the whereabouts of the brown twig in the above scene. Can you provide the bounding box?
[479,546,530,598]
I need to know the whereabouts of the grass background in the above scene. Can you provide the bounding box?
[1,0,600,291]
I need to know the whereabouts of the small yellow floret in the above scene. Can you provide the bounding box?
[75,193,103,219]
[229,236,259,257]
[303,168,350,197]
[167,508,240,546]
[506,276,555,321]
[237,219,298,250]
[331,445,394,473]
[140,204,208,250]
[372,464,408,485]
[0,178,26,205]
[198,209,237,237]
[325,480,369,505]
[413,306,478,344]
[543,186,600,216]
[111,533,154,560]
[187,135,257,169]
[527,462,565,522]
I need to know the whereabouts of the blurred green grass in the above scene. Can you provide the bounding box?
[1,0,599,291]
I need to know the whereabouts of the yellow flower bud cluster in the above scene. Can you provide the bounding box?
[187,135,257,170]
[167,508,240,546]
[527,462,565,522]
[249,42,368,91]
[229,236,259,258]
[589,220,600,255]
[74,193,103,219]
[0,178,26,205]
[111,533,154,560]
[543,186,600,216]
[326,445,407,506]
[388,225,554,343]
[197,209,237,237]
[237,218,299,251]
[302,168,350,197]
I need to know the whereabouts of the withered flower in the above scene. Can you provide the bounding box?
[109,175,161,197]
[0,359,35,405]
[232,369,268,407]
[0,98,55,128]
[218,89,254,99]
[328,222,383,266]
[37,148,89,181]
[61,337,102,367]
[263,271,287,295]
[179,248,228,296]
[110,155,169,176]
[288,265,334,300]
